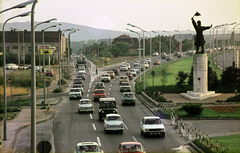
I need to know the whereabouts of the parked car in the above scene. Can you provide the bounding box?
[122,92,136,106]
[125,72,133,80]
[78,99,94,113]
[153,59,160,65]
[119,76,129,85]
[69,88,82,100]
[152,52,159,56]
[6,63,19,70]
[93,89,106,102]
[45,69,54,76]
[74,142,104,153]
[140,116,165,137]
[120,82,131,92]
[117,142,146,153]
[104,114,124,133]
[101,74,111,82]
[112,68,120,75]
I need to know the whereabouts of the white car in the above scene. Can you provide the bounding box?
[133,61,139,67]
[78,99,94,113]
[152,52,159,56]
[69,88,82,100]
[74,142,104,153]
[6,63,19,70]
[145,58,151,64]
[78,68,86,74]
[140,116,165,137]
[120,65,128,71]
[125,63,131,69]
[144,62,149,68]
[101,74,111,82]
[133,67,139,73]
[130,69,137,76]
[104,114,124,133]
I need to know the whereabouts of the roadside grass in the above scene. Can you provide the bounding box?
[162,106,240,118]
[193,134,240,153]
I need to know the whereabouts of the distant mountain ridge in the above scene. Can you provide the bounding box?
[0,21,127,42]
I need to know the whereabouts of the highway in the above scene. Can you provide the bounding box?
[51,53,195,153]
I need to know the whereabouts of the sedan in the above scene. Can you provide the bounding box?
[78,99,94,113]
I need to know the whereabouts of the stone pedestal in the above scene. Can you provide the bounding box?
[181,54,221,100]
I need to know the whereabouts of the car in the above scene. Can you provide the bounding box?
[117,142,146,153]
[74,142,104,153]
[6,63,19,70]
[145,58,151,64]
[153,59,160,65]
[73,78,83,84]
[186,50,191,55]
[125,63,131,69]
[120,82,131,92]
[120,65,128,71]
[112,68,120,75]
[72,84,84,95]
[98,97,118,121]
[189,50,196,56]
[45,69,54,76]
[144,62,149,68]
[104,114,124,133]
[76,73,86,80]
[174,52,180,56]
[78,99,94,113]
[140,66,144,71]
[152,52,159,56]
[107,71,115,79]
[161,52,167,59]
[166,56,172,61]
[119,76,129,85]
[177,53,183,58]
[95,82,105,89]
[93,89,106,102]
[125,72,133,80]
[133,67,139,73]
[140,116,165,137]
[69,88,82,100]
[18,64,29,70]
[129,69,137,76]
[122,92,136,106]
[78,67,86,74]
[133,61,139,67]
[101,74,111,82]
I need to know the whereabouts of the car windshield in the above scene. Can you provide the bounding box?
[70,89,80,92]
[121,144,143,152]
[145,119,162,124]
[99,101,116,107]
[96,83,104,86]
[107,116,121,121]
[94,90,105,94]
[102,75,109,77]
[77,145,99,152]
[123,93,134,97]
[80,100,90,104]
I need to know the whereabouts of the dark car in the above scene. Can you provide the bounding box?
[45,69,54,76]
[125,72,133,80]
[76,74,86,80]
[112,68,120,75]
[73,78,83,84]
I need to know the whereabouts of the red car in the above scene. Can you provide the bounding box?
[45,69,54,76]
[117,142,146,153]
[93,89,107,102]
[125,72,133,80]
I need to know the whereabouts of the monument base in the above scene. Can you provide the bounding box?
[181,91,222,101]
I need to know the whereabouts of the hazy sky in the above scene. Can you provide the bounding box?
[0,0,239,32]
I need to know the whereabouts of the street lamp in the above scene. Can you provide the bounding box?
[127,23,146,90]
[10,27,22,66]
[163,30,171,61]
[0,0,33,14]
[68,29,79,73]
[42,24,62,104]
[126,28,141,82]
[175,30,182,58]
[152,31,161,65]
[232,23,240,68]
[2,11,31,141]
[144,31,152,70]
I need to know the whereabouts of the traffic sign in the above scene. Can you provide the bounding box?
[37,140,52,153]
[8,79,11,83]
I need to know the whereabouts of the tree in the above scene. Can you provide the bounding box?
[111,41,129,57]
[160,68,168,86]
[220,66,240,87]
[175,71,188,88]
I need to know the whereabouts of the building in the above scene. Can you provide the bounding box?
[0,29,66,65]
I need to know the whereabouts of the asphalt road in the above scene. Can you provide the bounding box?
[51,54,193,153]
[214,51,240,69]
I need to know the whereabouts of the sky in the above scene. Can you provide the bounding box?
[0,0,240,33]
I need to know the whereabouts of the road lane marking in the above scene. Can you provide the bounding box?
[109,88,111,91]
[88,89,90,92]
[90,113,93,119]
[92,124,96,130]
[108,92,110,95]
[110,84,112,87]
[97,137,102,146]
[87,94,89,97]
[123,122,128,129]
[132,136,138,142]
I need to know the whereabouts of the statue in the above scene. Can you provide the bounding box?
[191,12,212,54]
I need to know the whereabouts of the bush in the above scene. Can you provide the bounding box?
[64,72,71,79]
[53,88,62,93]
[182,103,204,115]
[58,79,67,85]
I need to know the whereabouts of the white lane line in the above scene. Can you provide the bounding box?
[110,84,112,87]
[88,89,90,92]
[97,137,102,146]
[92,124,96,130]
[89,113,93,119]
[109,88,111,91]
[123,122,128,129]
[87,94,89,97]
[108,92,110,95]
[132,136,138,142]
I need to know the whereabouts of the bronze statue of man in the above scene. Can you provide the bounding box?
[191,14,212,54]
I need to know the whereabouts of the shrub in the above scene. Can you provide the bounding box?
[64,72,71,79]
[182,103,204,115]
[41,106,47,109]
[58,79,67,85]
[53,88,62,93]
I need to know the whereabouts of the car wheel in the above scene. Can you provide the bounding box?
[162,133,165,137]
[141,130,143,135]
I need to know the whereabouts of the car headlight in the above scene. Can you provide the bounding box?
[107,124,110,128]
[102,111,104,113]
[120,124,123,128]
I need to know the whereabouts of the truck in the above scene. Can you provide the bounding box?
[98,97,118,121]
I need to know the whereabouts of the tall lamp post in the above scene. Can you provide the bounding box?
[2,11,31,141]
[67,29,79,73]
[175,30,182,58]
[126,28,141,82]
[127,23,146,90]
[144,31,152,70]
[163,30,172,61]
[42,24,61,103]
[232,23,240,68]
[152,31,161,65]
